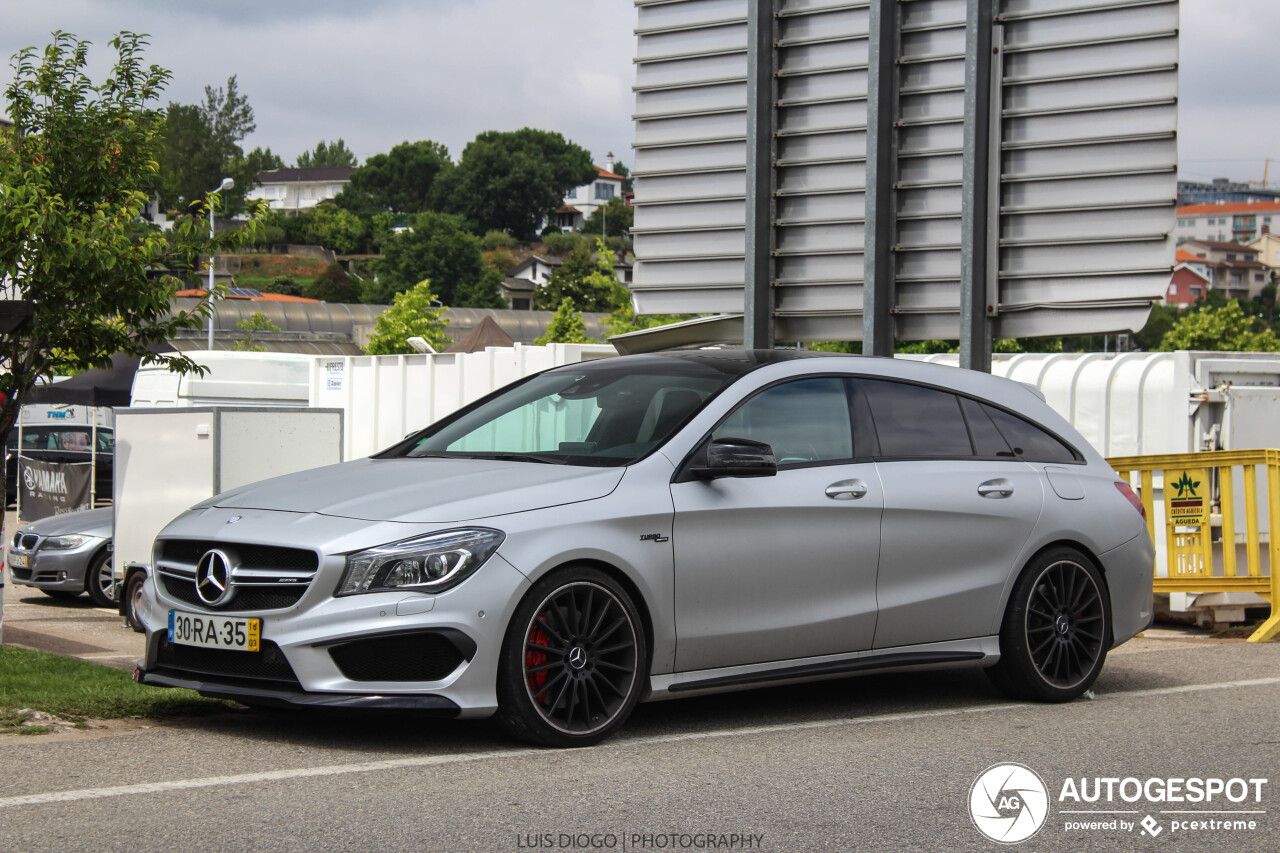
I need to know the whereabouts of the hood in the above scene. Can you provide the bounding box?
[205,457,627,523]
[20,506,114,538]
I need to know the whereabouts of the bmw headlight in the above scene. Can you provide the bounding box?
[336,528,504,596]
[42,535,93,550]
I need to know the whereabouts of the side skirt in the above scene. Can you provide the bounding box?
[647,637,1000,701]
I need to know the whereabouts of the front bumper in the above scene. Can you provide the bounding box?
[135,508,531,719]
[133,667,462,715]
[8,539,104,592]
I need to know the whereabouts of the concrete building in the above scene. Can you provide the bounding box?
[552,155,625,232]
[1178,240,1269,300]
[248,167,355,214]
[1175,200,1280,244]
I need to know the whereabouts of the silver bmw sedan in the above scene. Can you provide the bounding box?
[133,350,1154,746]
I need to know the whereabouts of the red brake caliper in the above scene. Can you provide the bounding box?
[526,619,550,699]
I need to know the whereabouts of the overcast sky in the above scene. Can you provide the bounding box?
[0,0,1273,184]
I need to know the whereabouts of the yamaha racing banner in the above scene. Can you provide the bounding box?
[18,456,92,522]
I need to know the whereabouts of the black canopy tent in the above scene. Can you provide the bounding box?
[24,352,143,408]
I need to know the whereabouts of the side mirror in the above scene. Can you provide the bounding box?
[692,437,777,479]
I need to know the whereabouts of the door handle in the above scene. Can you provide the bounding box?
[978,478,1014,498]
[825,479,868,500]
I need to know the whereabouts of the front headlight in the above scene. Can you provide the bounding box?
[336,528,505,597]
[42,535,93,550]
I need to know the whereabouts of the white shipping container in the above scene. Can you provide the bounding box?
[310,344,616,460]
[111,407,344,582]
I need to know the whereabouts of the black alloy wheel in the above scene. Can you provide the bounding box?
[1025,558,1106,689]
[987,547,1111,703]
[497,568,645,747]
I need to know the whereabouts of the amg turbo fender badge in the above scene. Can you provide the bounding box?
[640,533,670,543]
[195,549,236,607]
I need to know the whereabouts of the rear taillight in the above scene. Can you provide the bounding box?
[1114,481,1146,521]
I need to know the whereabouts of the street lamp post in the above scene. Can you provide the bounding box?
[207,177,235,351]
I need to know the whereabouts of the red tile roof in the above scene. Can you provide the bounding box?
[173,289,320,303]
[1175,249,1202,263]
[596,165,624,180]
[1178,200,1280,216]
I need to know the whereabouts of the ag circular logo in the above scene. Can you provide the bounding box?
[969,763,1050,844]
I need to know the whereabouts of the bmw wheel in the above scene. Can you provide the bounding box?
[85,549,115,608]
[987,547,1111,702]
[497,567,646,747]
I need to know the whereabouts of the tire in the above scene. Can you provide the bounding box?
[496,567,647,747]
[85,549,115,608]
[987,547,1111,703]
[124,572,147,633]
[40,589,82,600]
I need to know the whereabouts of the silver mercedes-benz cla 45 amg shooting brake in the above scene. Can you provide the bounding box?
[134,351,1154,746]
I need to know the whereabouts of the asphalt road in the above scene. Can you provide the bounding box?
[1,588,1277,853]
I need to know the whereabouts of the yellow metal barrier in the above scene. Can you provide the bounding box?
[1108,450,1280,644]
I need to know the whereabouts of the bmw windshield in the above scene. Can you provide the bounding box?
[397,364,733,467]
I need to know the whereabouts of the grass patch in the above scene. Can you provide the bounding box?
[0,646,237,732]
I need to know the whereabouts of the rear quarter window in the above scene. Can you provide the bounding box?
[981,404,1079,463]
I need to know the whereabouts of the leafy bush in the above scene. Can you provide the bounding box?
[481,230,518,250]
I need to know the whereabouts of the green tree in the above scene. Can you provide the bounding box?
[336,139,452,214]
[435,128,596,236]
[364,280,451,354]
[1158,300,1280,352]
[156,74,263,214]
[305,263,362,303]
[261,275,303,297]
[372,211,493,305]
[296,138,358,168]
[535,240,628,312]
[1131,301,1184,351]
[233,312,280,351]
[582,196,633,238]
[604,308,692,338]
[535,298,593,345]
[304,202,368,254]
[0,32,265,488]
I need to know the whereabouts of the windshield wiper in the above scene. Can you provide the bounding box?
[466,451,570,465]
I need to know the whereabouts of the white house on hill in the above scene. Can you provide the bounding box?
[248,167,355,214]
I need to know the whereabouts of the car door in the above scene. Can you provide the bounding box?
[670,376,883,673]
[859,379,1045,649]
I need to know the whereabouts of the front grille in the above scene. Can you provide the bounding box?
[158,540,317,571]
[328,632,468,682]
[159,575,307,611]
[155,637,300,689]
[19,534,38,551]
[154,538,321,614]
[10,565,32,580]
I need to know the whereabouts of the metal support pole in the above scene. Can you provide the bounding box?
[959,0,1000,372]
[743,0,775,350]
[208,197,216,352]
[863,0,899,357]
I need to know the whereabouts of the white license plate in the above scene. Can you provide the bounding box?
[9,553,27,568]
[168,610,260,652]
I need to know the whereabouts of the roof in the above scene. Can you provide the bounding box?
[507,255,563,276]
[445,315,516,353]
[1178,200,1280,216]
[500,277,535,293]
[556,205,581,214]
[173,289,321,303]
[1180,240,1257,252]
[255,166,356,184]
[596,165,624,180]
[1175,249,1203,263]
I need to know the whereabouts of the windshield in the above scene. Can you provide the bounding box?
[401,368,730,466]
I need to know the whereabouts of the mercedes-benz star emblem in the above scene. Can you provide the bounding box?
[568,646,588,670]
[195,549,236,607]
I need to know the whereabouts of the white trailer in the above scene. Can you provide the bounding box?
[309,343,615,460]
[130,351,313,408]
[111,407,343,626]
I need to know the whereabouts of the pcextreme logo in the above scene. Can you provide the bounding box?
[968,764,1269,844]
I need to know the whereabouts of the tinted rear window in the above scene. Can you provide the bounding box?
[861,379,972,458]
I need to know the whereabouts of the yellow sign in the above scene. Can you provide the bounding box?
[1166,468,1209,525]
